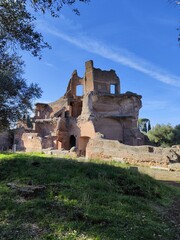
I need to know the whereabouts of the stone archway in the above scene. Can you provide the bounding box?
[70,135,76,149]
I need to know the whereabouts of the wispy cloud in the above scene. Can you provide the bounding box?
[35,99,53,104]
[44,62,54,68]
[40,23,180,88]
[142,100,169,110]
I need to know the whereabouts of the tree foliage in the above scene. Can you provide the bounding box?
[0,0,89,130]
[138,118,151,133]
[0,0,50,58]
[168,0,180,43]
[173,124,180,144]
[0,0,90,58]
[0,48,42,130]
[147,123,180,147]
[30,0,90,16]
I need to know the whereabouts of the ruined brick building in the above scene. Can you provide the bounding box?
[15,60,144,155]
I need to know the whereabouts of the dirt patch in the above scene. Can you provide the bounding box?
[156,175,180,240]
[167,198,180,224]
[137,166,180,182]
[7,182,46,199]
[137,165,180,239]
[160,181,180,188]
[165,197,180,240]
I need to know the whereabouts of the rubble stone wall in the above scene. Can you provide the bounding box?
[21,133,42,152]
[0,131,11,150]
[14,60,144,153]
[86,138,180,168]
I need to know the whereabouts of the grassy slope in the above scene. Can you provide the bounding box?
[0,153,179,240]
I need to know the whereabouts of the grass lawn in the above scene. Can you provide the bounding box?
[0,153,179,240]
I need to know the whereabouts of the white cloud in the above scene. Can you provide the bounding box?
[142,100,168,110]
[35,99,53,104]
[44,62,54,68]
[59,14,82,31]
[40,23,180,88]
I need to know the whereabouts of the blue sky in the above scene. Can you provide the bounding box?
[22,0,180,126]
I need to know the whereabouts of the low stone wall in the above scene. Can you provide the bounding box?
[21,133,42,152]
[86,138,180,168]
[0,131,11,150]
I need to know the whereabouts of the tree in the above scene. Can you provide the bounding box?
[0,48,42,130]
[0,0,89,130]
[173,124,180,145]
[147,124,175,147]
[26,115,33,128]
[148,121,151,131]
[147,123,180,147]
[168,0,180,43]
[0,0,90,58]
[138,118,151,133]
[0,0,50,58]
[169,0,180,5]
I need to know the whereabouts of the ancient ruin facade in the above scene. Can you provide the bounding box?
[15,60,144,155]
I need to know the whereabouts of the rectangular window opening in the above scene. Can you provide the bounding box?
[110,84,115,94]
[76,85,84,96]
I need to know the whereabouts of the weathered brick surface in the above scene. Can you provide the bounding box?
[21,133,42,152]
[0,131,11,150]
[86,138,180,168]
[17,60,143,154]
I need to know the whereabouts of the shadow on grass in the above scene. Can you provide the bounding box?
[159,181,180,188]
[0,153,177,240]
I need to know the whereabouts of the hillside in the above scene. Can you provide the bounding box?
[0,153,179,240]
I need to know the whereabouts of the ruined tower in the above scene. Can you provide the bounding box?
[15,60,143,155]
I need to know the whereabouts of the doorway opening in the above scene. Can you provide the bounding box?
[79,136,90,156]
[70,135,76,149]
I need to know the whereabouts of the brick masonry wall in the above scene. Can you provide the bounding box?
[0,131,11,150]
[86,138,180,168]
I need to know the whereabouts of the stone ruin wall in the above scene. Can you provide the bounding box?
[20,133,42,152]
[1,60,179,170]
[86,138,180,169]
[0,131,12,150]
[90,93,142,145]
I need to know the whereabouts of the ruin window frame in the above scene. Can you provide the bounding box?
[65,111,69,118]
[110,84,116,94]
[76,85,84,96]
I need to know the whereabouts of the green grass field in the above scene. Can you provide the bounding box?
[0,153,179,240]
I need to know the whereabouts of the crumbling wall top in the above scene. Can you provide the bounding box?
[84,60,120,94]
[85,60,94,72]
